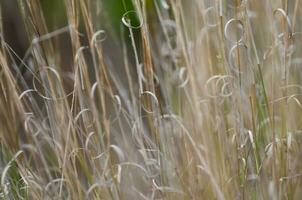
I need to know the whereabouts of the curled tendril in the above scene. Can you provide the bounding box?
[205,75,234,98]
[287,95,302,109]
[273,8,292,37]
[1,150,23,194]
[177,67,189,88]
[75,46,89,63]
[122,10,143,29]
[90,82,98,99]
[224,18,244,43]
[24,114,41,137]
[204,7,219,27]
[263,33,288,60]
[228,42,248,74]
[45,178,70,199]
[112,95,122,120]
[32,67,74,101]
[89,82,122,121]
[110,145,125,162]
[220,81,233,97]
[140,91,159,114]
[74,108,95,128]
[86,181,112,198]
[119,162,158,178]
[264,32,302,62]
[18,89,36,100]
[85,132,96,152]
[86,183,101,197]
[75,46,89,90]
[91,30,107,47]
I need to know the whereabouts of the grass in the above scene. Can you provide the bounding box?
[1,0,302,199]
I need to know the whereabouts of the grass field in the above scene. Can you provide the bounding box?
[1,0,302,199]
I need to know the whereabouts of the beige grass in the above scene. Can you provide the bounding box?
[0,0,302,199]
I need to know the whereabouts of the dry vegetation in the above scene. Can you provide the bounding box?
[0,0,302,199]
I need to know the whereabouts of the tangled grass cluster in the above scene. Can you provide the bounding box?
[1,0,302,199]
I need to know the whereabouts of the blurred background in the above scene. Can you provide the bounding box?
[0,0,144,98]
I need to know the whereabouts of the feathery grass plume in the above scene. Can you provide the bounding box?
[1,0,302,199]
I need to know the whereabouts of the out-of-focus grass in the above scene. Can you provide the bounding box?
[1,0,302,199]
